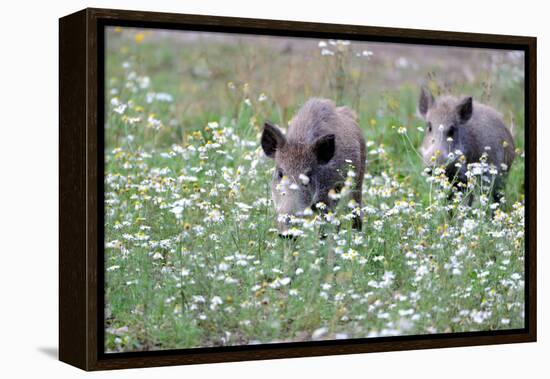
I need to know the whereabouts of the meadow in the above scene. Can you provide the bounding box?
[103,28,525,352]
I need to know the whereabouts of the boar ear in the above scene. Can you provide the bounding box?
[313,134,336,165]
[457,96,473,123]
[261,122,285,158]
[418,85,434,118]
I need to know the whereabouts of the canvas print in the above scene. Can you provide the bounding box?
[103,27,525,353]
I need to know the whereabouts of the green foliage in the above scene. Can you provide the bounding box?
[103,29,525,352]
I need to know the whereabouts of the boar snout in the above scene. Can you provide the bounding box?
[278,233,296,240]
[276,213,292,234]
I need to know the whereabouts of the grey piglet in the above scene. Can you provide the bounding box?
[261,98,366,235]
[418,86,515,204]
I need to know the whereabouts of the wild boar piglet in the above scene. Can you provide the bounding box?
[418,86,515,204]
[261,98,366,236]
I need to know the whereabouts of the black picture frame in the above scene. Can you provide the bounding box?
[59,7,537,371]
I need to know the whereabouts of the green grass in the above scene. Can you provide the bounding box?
[103,28,525,352]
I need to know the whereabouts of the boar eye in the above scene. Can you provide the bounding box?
[427,122,432,132]
[277,169,284,179]
[447,125,456,138]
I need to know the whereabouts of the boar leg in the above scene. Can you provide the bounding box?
[466,192,474,207]
[490,174,507,215]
